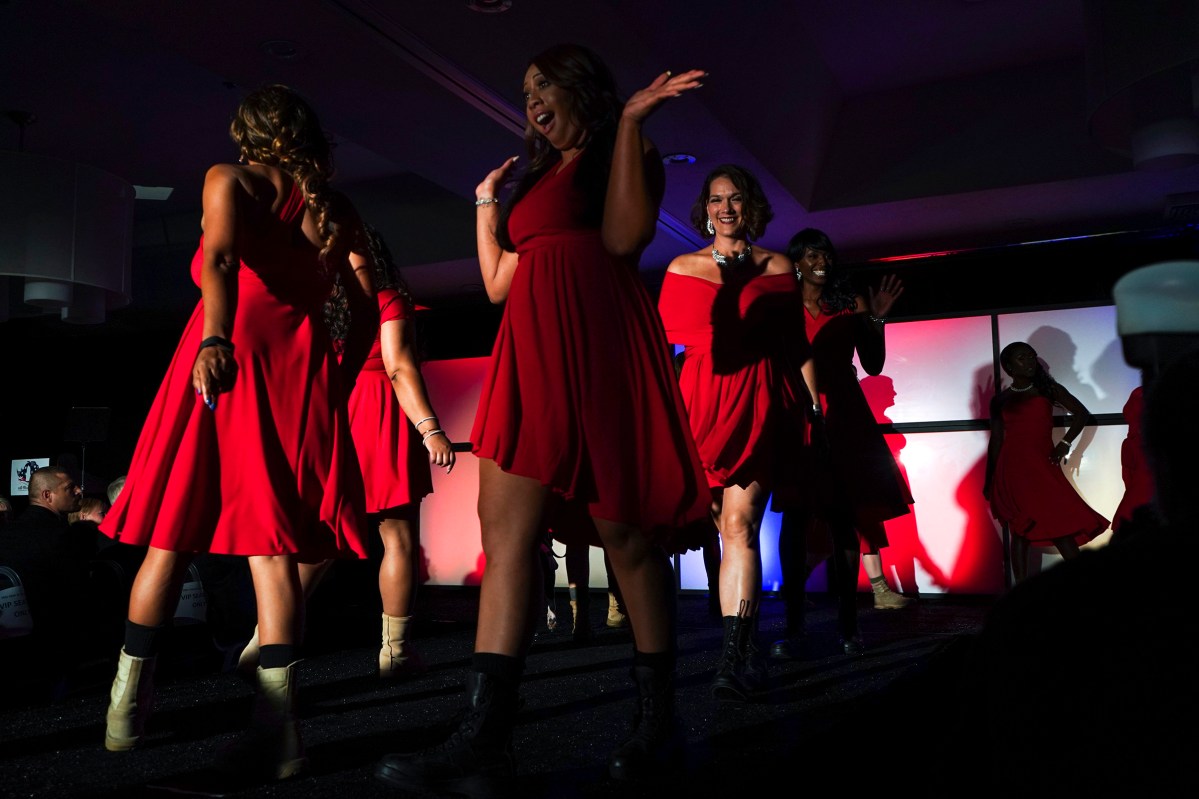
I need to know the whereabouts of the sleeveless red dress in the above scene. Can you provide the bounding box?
[990,393,1109,545]
[1111,386,1153,534]
[100,183,369,561]
[470,156,709,547]
[804,308,913,548]
[658,270,807,491]
[348,288,433,513]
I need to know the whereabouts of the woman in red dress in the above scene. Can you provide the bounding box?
[774,228,915,657]
[984,341,1110,583]
[98,85,375,782]
[343,226,455,675]
[374,44,709,796]
[1111,385,1154,537]
[657,164,817,701]
[237,226,455,679]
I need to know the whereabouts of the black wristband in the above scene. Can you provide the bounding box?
[200,336,234,353]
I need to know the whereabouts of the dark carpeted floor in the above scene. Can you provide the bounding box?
[0,586,992,799]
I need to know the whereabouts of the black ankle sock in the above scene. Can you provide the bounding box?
[124,620,164,658]
[472,652,524,682]
[633,649,675,673]
[259,644,299,669]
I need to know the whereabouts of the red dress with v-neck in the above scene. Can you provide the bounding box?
[100,181,369,561]
[794,306,913,548]
[470,156,709,548]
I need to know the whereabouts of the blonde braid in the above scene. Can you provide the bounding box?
[230,85,343,270]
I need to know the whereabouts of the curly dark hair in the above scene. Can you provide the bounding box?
[324,225,416,351]
[495,43,624,251]
[786,227,856,313]
[230,84,348,269]
[689,164,774,241]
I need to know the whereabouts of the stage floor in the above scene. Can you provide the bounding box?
[1,586,993,798]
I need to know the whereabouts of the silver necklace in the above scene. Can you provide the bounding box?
[1009,383,1034,392]
[712,242,752,268]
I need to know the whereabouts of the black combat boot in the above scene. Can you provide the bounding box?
[608,663,683,780]
[374,670,519,799]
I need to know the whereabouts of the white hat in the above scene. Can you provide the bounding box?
[1114,261,1199,336]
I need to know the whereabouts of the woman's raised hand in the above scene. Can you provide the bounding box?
[476,156,519,202]
[868,273,905,318]
[622,69,707,124]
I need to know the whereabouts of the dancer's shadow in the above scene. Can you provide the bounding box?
[860,375,949,592]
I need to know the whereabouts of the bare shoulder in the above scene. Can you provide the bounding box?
[755,246,794,276]
[667,249,715,277]
[203,163,243,192]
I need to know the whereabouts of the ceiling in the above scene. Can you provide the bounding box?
[4,0,1199,321]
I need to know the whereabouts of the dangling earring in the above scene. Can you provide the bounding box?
[706,217,715,236]
[238,149,248,165]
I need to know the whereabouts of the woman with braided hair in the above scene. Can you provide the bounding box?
[98,84,375,783]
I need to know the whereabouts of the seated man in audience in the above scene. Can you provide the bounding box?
[0,467,94,698]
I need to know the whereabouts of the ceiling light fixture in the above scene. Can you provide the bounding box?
[260,39,303,60]
[661,152,696,165]
[1,112,134,324]
[467,0,512,12]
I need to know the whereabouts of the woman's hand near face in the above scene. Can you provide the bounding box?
[622,69,707,124]
[476,156,519,201]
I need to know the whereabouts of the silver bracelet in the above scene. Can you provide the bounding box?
[868,314,886,325]
[421,428,446,442]
[475,197,499,206]
[414,416,437,428]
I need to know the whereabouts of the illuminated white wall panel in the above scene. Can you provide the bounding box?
[417,304,1137,596]
[855,315,995,423]
[996,306,1139,415]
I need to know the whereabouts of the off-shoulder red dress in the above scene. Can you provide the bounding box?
[658,270,807,491]
[470,156,709,547]
[348,288,433,513]
[100,182,368,561]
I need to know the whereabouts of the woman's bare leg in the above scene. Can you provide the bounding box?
[1011,536,1030,584]
[127,546,194,627]
[593,518,675,653]
[474,458,549,656]
[717,482,769,617]
[247,555,303,649]
[862,551,884,580]
[378,505,421,617]
[1054,536,1081,561]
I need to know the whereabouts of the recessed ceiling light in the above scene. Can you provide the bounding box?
[662,152,696,165]
[467,0,512,12]
[260,40,303,60]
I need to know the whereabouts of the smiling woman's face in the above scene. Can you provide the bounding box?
[795,247,832,284]
[706,176,746,238]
